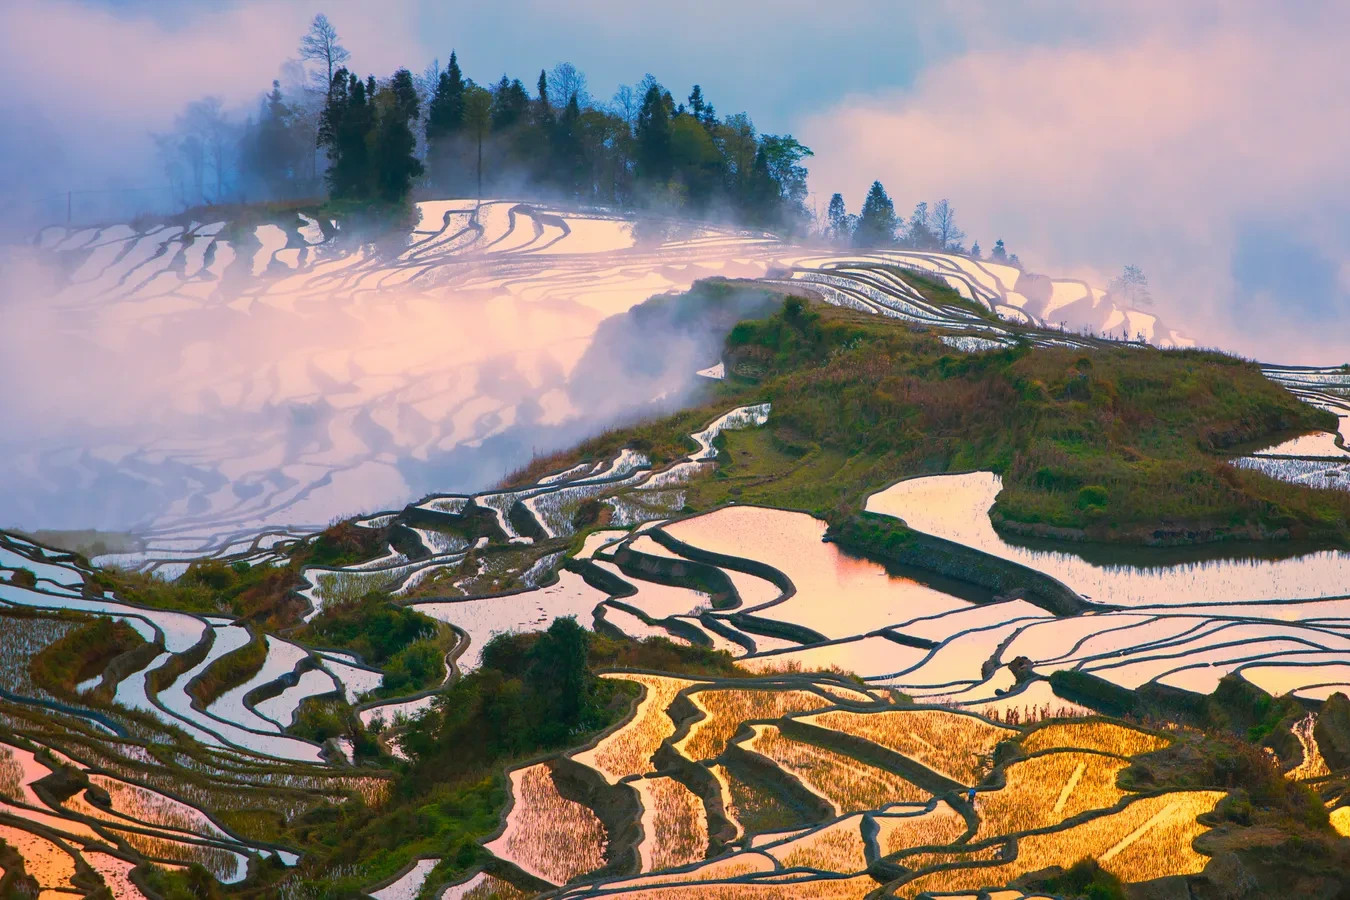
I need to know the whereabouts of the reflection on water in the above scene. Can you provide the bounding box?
[663,505,971,640]
[866,472,1350,606]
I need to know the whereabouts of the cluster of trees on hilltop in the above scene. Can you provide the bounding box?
[825,180,1019,264]
[156,14,812,230]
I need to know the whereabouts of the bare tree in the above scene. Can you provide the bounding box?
[464,87,493,200]
[932,198,965,252]
[298,13,350,93]
[611,84,638,126]
[549,62,589,109]
[178,97,232,201]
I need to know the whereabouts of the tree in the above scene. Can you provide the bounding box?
[826,192,851,244]
[426,51,465,141]
[970,240,981,259]
[371,68,423,203]
[178,97,232,201]
[635,81,672,186]
[854,181,898,247]
[548,62,588,110]
[990,238,1008,262]
[464,86,492,199]
[1109,264,1152,306]
[611,84,638,127]
[490,76,529,130]
[245,80,304,196]
[931,198,965,252]
[535,70,552,123]
[298,14,350,94]
[317,69,374,200]
[906,201,937,249]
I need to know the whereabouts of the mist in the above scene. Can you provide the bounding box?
[3,0,1348,541]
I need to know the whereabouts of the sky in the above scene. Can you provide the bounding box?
[2,0,1348,362]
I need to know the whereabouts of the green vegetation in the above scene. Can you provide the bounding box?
[188,633,268,707]
[281,621,740,893]
[1014,858,1126,899]
[29,618,146,696]
[296,591,447,696]
[504,290,1347,547]
[90,558,306,628]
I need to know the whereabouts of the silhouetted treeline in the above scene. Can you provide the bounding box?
[157,14,813,231]
[824,180,1018,264]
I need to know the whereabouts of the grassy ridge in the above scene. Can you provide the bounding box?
[188,633,268,707]
[29,617,146,696]
[501,283,1347,546]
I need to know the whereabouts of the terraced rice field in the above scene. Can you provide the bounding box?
[675,688,837,760]
[899,791,1224,896]
[574,674,703,783]
[803,709,1015,785]
[3,200,1347,898]
[485,763,608,885]
[743,725,928,813]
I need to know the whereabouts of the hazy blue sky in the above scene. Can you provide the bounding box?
[3,0,1348,361]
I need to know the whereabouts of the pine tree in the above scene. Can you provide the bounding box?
[991,239,1008,262]
[826,193,849,243]
[318,69,375,199]
[490,76,529,129]
[854,181,898,247]
[635,82,672,185]
[372,68,424,203]
[248,80,302,196]
[970,240,982,259]
[552,92,586,197]
[688,85,706,123]
[426,51,465,141]
[535,70,553,124]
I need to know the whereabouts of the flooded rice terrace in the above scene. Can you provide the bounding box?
[1,195,1349,897]
[4,199,1187,562]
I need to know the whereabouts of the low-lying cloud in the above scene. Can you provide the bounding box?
[800,3,1350,363]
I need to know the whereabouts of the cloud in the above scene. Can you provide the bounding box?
[0,0,418,205]
[799,4,1350,362]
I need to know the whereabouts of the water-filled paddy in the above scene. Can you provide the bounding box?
[866,472,1350,605]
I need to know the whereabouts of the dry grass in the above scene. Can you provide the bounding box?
[444,872,529,899]
[569,874,880,900]
[634,776,709,872]
[900,841,1005,871]
[770,815,869,872]
[745,724,927,814]
[1331,806,1350,837]
[1022,721,1169,758]
[973,751,1131,840]
[708,763,798,839]
[900,791,1224,896]
[485,763,607,885]
[874,802,968,857]
[805,709,1014,785]
[583,848,777,892]
[575,674,700,782]
[812,683,877,704]
[0,744,24,800]
[676,688,834,760]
